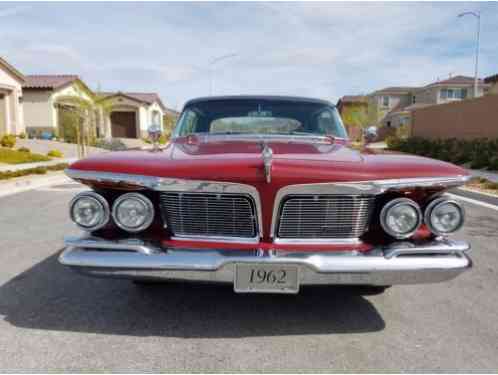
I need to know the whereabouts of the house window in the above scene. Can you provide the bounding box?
[440,88,468,100]
[382,96,390,107]
[386,121,392,128]
[412,95,416,104]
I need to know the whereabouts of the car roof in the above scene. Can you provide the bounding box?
[183,95,334,109]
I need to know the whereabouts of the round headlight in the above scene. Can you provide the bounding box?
[425,197,464,235]
[380,198,422,239]
[69,192,110,231]
[112,193,154,232]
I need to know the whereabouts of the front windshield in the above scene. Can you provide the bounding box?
[174,99,348,139]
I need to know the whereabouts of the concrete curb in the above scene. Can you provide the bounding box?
[0,172,71,198]
[0,158,77,172]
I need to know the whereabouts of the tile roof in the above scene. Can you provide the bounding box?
[425,75,486,87]
[372,86,418,95]
[98,91,175,113]
[23,75,79,89]
[0,56,25,83]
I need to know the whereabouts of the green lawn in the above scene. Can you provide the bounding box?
[0,148,51,164]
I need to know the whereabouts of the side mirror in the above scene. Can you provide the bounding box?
[147,124,163,151]
[364,126,378,144]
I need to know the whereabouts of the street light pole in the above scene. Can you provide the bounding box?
[209,53,238,96]
[458,11,481,98]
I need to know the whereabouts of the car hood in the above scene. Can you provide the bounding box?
[69,138,468,186]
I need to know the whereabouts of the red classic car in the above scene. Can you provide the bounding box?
[60,96,471,294]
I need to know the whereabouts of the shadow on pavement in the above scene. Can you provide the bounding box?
[0,251,385,338]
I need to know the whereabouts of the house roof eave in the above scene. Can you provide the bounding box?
[0,57,26,84]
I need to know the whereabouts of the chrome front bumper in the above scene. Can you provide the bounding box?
[59,236,472,288]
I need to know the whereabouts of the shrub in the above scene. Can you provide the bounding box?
[94,138,127,151]
[18,132,27,139]
[1,134,16,148]
[159,134,168,145]
[387,137,498,170]
[47,149,63,158]
[0,148,50,164]
[18,147,31,153]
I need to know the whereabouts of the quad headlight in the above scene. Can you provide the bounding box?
[424,197,465,235]
[70,192,110,231]
[380,198,422,239]
[112,193,155,232]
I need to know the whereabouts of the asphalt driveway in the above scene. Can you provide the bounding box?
[0,183,497,372]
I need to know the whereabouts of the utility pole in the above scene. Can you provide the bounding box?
[458,11,481,98]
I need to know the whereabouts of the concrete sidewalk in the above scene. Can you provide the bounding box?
[0,171,71,198]
[0,158,76,172]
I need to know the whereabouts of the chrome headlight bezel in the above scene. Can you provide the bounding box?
[424,197,465,235]
[69,191,110,231]
[380,198,422,239]
[111,192,155,233]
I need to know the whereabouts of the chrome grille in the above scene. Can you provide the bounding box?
[160,193,258,239]
[277,195,375,239]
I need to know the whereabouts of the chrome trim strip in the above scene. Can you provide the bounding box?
[270,176,470,239]
[64,236,160,255]
[171,235,260,244]
[273,238,362,245]
[383,239,470,259]
[65,169,263,239]
[60,237,472,287]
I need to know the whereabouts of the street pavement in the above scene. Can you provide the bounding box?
[0,182,497,372]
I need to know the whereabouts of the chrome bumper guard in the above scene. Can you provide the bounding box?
[59,236,472,286]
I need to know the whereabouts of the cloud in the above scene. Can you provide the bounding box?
[1,2,496,107]
[0,4,31,18]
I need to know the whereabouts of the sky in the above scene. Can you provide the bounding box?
[1,2,497,110]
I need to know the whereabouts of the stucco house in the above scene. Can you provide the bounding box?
[22,75,95,138]
[0,57,25,136]
[336,95,368,141]
[367,75,490,130]
[96,92,168,139]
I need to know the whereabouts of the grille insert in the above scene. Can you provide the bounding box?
[160,193,258,239]
[277,195,375,239]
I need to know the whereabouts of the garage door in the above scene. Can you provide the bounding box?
[111,111,137,138]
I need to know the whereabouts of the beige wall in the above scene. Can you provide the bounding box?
[23,90,54,131]
[412,94,498,140]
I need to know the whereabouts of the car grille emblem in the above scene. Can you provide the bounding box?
[261,143,273,183]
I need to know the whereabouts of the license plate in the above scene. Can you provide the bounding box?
[234,264,299,294]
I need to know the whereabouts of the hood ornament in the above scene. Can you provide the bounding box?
[261,142,273,183]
